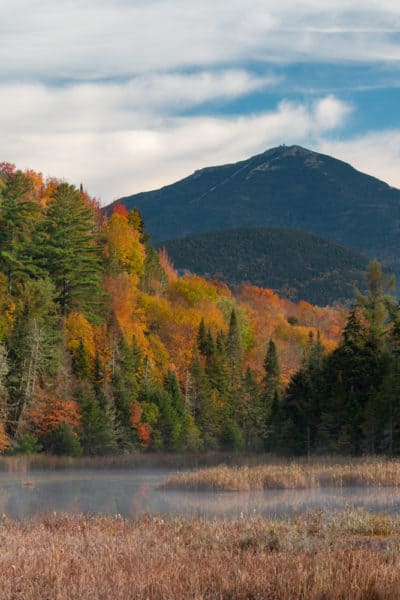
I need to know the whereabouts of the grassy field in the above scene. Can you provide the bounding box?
[163,458,400,491]
[1,510,400,599]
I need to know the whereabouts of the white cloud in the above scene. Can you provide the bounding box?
[0,94,351,202]
[1,0,400,81]
[1,1,399,201]
[314,96,353,131]
[0,71,277,134]
[318,131,400,189]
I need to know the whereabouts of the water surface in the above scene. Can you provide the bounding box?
[1,468,400,520]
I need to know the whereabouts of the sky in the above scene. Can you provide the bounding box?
[1,0,400,204]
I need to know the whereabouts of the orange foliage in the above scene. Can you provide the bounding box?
[0,421,10,453]
[158,248,178,283]
[130,402,151,447]
[237,285,346,382]
[29,389,80,435]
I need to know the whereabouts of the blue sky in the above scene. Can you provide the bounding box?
[1,0,400,203]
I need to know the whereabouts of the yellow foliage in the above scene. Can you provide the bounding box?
[169,275,218,306]
[66,312,96,358]
[105,213,146,276]
[147,334,169,375]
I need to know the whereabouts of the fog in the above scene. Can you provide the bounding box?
[1,468,400,520]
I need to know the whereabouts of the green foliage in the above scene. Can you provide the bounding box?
[35,183,104,321]
[118,144,400,289]
[270,261,400,456]
[45,423,82,456]
[12,433,42,455]
[220,419,244,451]
[78,383,118,455]
[159,228,370,305]
[0,171,40,293]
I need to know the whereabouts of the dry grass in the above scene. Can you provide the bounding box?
[1,510,400,599]
[0,452,277,473]
[163,458,400,491]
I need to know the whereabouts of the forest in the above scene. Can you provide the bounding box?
[0,161,398,456]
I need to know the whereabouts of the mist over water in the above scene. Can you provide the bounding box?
[1,468,400,520]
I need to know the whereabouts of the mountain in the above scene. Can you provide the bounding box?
[110,145,400,278]
[157,228,369,305]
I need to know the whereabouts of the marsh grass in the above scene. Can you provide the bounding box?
[0,452,279,472]
[163,458,400,491]
[1,510,400,599]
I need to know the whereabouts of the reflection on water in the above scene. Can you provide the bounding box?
[1,469,400,520]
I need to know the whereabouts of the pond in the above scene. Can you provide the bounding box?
[2,468,400,519]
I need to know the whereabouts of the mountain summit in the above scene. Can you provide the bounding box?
[110,145,400,275]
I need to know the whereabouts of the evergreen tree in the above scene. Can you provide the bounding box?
[36,183,103,321]
[197,318,208,356]
[78,382,118,455]
[0,170,39,294]
[6,278,60,439]
[263,339,281,409]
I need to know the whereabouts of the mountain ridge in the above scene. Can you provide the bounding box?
[156,226,369,305]
[109,145,400,278]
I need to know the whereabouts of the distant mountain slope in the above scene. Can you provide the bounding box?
[157,228,369,305]
[110,145,400,277]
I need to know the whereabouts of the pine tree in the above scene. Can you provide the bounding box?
[78,382,118,455]
[0,170,40,294]
[263,339,281,409]
[36,183,104,321]
[197,318,208,356]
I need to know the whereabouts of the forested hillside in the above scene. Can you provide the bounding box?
[0,163,343,455]
[1,162,399,456]
[158,228,369,305]
[112,145,400,279]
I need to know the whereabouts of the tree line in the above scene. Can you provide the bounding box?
[1,162,397,456]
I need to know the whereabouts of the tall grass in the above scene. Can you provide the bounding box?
[1,510,400,599]
[163,458,400,491]
[0,452,271,472]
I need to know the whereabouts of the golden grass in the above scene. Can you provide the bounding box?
[163,458,400,491]
[1,510,400,599]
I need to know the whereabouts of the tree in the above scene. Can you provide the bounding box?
[263,339,281,410]
[36,183,104,320]
[78,382,118,455]
[6,278,60,439]
[0,170,39,294]
[356,260,394,348]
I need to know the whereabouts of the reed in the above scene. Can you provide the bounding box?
[163,457,400,491]
[1,510,400,599]
[0,452,271,472]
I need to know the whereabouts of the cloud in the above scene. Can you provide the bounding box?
[318,131,400,189]
[0,70,278,135]
[1,94,351,202]
[1,1,399,201]
[1,0,400,81]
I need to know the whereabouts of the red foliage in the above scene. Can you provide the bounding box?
[112,203,129,219]
[130,402,151,447]
[0,162,16,177]
[136,423,152,447]
[28,389,80,435]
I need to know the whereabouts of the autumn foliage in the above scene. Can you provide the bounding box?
[0,164,351,455]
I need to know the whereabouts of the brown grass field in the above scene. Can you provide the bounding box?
[163,458,400,491]
[1,510,400,599]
